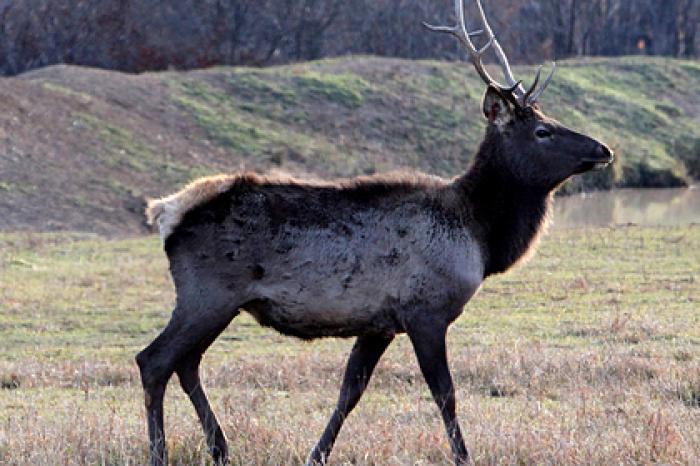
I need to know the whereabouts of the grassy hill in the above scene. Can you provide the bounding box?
[1,56,698,235]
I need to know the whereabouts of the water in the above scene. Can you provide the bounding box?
[552,186,700,229]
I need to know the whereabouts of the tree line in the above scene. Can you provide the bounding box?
[0,0,697,75]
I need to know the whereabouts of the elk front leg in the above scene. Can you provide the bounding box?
[306,334,393,466]
[408,319,469,465]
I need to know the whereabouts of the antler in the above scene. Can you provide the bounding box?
[424,0,555,107]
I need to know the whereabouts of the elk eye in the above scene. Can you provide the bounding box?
[535,128,552,139]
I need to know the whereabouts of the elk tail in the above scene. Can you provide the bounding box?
[145,197,172,241]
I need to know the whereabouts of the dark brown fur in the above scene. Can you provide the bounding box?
[457,126,552,276]
[165,171,450,254]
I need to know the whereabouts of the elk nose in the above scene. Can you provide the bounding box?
[596,143,614,161]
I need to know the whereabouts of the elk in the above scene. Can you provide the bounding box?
[136,1,613,464]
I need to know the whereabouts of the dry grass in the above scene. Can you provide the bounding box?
[1,226,699,465]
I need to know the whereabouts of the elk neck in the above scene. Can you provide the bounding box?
[453,130,553,278]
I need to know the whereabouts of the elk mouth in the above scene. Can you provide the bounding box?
[576,155,614,174]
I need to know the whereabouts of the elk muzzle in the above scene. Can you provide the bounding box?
[577,143,614,173]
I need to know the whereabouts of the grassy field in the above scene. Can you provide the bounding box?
[1,225,699,465]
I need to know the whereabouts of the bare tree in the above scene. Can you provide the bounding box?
[0,0,697,76]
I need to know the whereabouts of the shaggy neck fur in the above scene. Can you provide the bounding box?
[456,128,553,277]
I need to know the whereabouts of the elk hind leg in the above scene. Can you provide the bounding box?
[136,304,239,466]
[175,328,235,464]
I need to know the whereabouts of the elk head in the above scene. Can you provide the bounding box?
[425,0,614,191]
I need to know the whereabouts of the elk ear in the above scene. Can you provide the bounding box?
[482,85,513,127]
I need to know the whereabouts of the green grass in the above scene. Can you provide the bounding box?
[76,112,155,172]
[172,80,278,156]
[171,72,375,175]
[293,71,372,109]
[1,225,699,464]
[41,82,93,103]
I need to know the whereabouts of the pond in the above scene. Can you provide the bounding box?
[552,186,700,229]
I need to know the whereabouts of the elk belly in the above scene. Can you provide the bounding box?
[241,223,484,339]
[244,249,414,338]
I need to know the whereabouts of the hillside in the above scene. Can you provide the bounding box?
[0,56,698,235]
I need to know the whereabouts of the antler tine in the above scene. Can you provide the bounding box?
[471,0,523,95]
[425,0,556,106]
[522,65,543,104]
[422,0,482,51]
[423,0,505,90]
[527,62,556,104]
[421,23,483,40]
